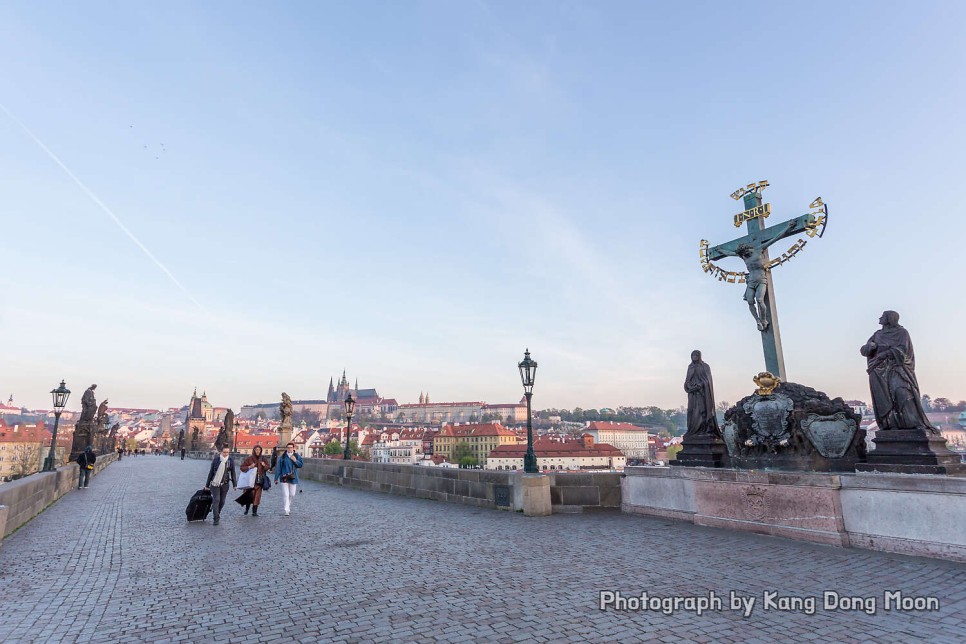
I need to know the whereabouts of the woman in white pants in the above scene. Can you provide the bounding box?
[273,442,303,516]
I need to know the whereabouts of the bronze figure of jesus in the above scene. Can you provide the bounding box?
[717,220,796,331]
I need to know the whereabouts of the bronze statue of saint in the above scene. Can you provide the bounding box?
[860,311,938,434]
[684,350,719,436]
[79,384,98,423]
[95,399,109,429]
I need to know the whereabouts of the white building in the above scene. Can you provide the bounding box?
[486,435,626,471]
[584,421,651,459]
[369,428,424,464]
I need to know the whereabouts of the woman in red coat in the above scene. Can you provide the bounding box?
[239,445,271,516]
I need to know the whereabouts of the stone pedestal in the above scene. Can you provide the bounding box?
[521,474,551,517]
[671,434,725,468]
[69,421,95,462]
[857,429,966,476]
[277,422,293,450]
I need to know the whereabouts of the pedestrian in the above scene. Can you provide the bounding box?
[204,446,237,526]
[76,445,96,489]
[273,442,303,516]
[239,445,271,516]
[181,447,186,460]
[117,447,123,461]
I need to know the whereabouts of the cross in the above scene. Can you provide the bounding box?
[704,184,824,382]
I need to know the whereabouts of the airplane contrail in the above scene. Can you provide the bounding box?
[0,101,206,312]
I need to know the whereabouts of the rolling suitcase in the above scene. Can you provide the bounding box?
[186,488,212,522]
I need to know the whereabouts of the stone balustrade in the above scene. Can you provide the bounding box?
[0,452,117,545]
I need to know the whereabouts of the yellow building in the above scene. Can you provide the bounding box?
[433,423,521,466]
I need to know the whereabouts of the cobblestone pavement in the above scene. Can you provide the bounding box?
[1,457,964,643]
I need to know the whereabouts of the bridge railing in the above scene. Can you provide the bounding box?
[0,452,118,546]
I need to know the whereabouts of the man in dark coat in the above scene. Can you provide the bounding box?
[860,311,937,434]
[684,350,719,436]
[77,446,97,489]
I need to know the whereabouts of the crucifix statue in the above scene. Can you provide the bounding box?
[700,181,827,382]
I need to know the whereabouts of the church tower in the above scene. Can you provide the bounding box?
[327,377,335,403]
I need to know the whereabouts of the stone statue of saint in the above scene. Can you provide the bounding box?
[79,384,98,423]
[716,220,796,331]
[860,311,938,434]
[279,393,293,428]
[684,350,720,436]
[177,428,185,449]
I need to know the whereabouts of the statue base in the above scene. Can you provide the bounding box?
[70,421,95,462]
[670,434,725,468]
[721,382,866,472]
[856,429,966,476]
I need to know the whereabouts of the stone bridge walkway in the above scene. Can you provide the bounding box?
[0,457,964,643]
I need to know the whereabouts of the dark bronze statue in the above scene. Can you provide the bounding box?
[860,311,938,434]
[712,221,797,331]
[95,399,109,429]
[79,384,98,423]
[216,409,235,451]
[684,350,719,436]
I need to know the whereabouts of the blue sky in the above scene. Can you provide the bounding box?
[2,1,965,412]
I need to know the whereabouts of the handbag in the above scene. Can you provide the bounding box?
[261,475,272,491]
[238,467,256,489]
[281,473,295,483]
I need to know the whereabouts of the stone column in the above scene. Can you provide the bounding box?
[521,474,551,517]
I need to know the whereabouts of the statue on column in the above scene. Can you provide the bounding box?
[79,384,98,423]
[71,384,99,460]
[860,311,937,434]
[857,311,964,474]
[216,409,235,451]
[278,393,294,448]
[671,351,725,468]
[684,350,720,436]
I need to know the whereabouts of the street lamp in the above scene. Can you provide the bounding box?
[518,349,538,473]
[43,380,71,472]
[342,393,355,460]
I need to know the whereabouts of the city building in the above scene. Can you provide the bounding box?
[433,423,521,466]
[486,434,626,471]
[0,420,70,480]
[584,421,652,459]
[370,428,426,464]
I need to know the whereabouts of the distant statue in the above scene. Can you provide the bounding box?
[190,427,200,451]
[95,399,109,429]
[684,350,720,436]
[177,428,185,449]
[108,423,119,441]
[860,311,938,434]
[279,393,293,428]
[715,221,797,331]
[79,384,98,423]
[216,409,235,451]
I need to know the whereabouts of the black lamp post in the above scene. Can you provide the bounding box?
[518,349,538,473]
[44,380,71,472]
[342,393,355,460]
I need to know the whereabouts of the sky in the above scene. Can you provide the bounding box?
[2,1,966,414]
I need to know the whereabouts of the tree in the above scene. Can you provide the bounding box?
[323,440,342,455]
[11,443,42,478]
[451,442,477,468]
[921,395,933,412]
[666,444,683,461]
[933,397,952,412]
